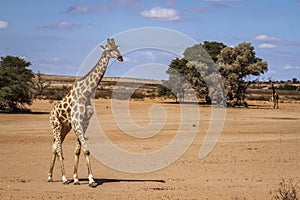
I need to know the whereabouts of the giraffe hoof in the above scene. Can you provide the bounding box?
[89,182,97,188]
[74,181,80,185]
[48,178,53,182]
[63,181,69,185]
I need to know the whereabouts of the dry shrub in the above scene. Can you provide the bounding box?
[270,178,298,200]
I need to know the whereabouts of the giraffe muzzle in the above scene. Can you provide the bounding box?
[117,56,123,62]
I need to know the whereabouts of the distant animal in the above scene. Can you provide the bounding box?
[271,83,279,109]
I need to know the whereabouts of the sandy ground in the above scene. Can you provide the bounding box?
[0,99,300,199]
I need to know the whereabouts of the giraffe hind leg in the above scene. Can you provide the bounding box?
[73,138,81,185]
[48,112,59,183]
[48,116,70,184]
[59,124,71,184]
[50,134,68,184]
[48,138,57,182]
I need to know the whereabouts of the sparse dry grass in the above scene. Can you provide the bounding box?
[1,100,300,199]
[270,178,298,200]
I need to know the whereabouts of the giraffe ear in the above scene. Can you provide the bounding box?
[99,45,106,50]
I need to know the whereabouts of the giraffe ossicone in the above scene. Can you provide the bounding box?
[48,38,123,187]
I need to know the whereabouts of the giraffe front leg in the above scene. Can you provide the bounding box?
[77,134,97,188]
[72,108,97,188]
[73,139,81,185]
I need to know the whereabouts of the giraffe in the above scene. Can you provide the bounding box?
[271,83,279,109]
[47,38,123,187]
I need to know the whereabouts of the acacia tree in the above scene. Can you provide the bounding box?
[202,41,227,63]
[0,56,34,112]
[163,58,190,102]
[164,41,226,103]
[184,42,227,104]
[34,71,50,98]
[217,42,268,106]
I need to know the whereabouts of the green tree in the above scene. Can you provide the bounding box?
[164,58,190,102]
[0,55,34,112]
[217,42,268,106]
[183,43,226,105]
[164,42,226,104]
[202,41,227,63]
[34,71,50,98]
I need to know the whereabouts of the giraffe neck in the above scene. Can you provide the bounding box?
[75,52,110,98]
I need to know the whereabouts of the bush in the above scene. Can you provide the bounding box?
[49,92,63,100]
[131,92,144,100]
[0,56,34,112]
[278,84,297,91]
[270,178,298,200]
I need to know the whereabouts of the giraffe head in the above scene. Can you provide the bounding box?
[100,38,123,62]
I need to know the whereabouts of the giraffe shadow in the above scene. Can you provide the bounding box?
[0,111,49,114]
[78,178,165,187]
[247,104,274,109]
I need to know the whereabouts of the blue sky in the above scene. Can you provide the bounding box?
[0,0,300,80]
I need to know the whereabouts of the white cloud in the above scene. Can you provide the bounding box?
[165,0,175,7]
[257,43,276,49]
[254,34,300,47]
[112,0,143,8]
[204,0,241,1]
[63,4,107,15]
[55,22,81,29]
[50,57,63,63]
[140,7,180,22]
[283,64,300,70]
[255,34,281,42]
[186,7,211,12]
[43,22,81,30]
[63,1,141,16]
[294,66,300,70]
[123,56,138,63]
[0,20,9,30]
[141,51,156,61]
[268,70,276,74]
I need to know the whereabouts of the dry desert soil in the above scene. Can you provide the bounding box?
[0,99,300,199]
